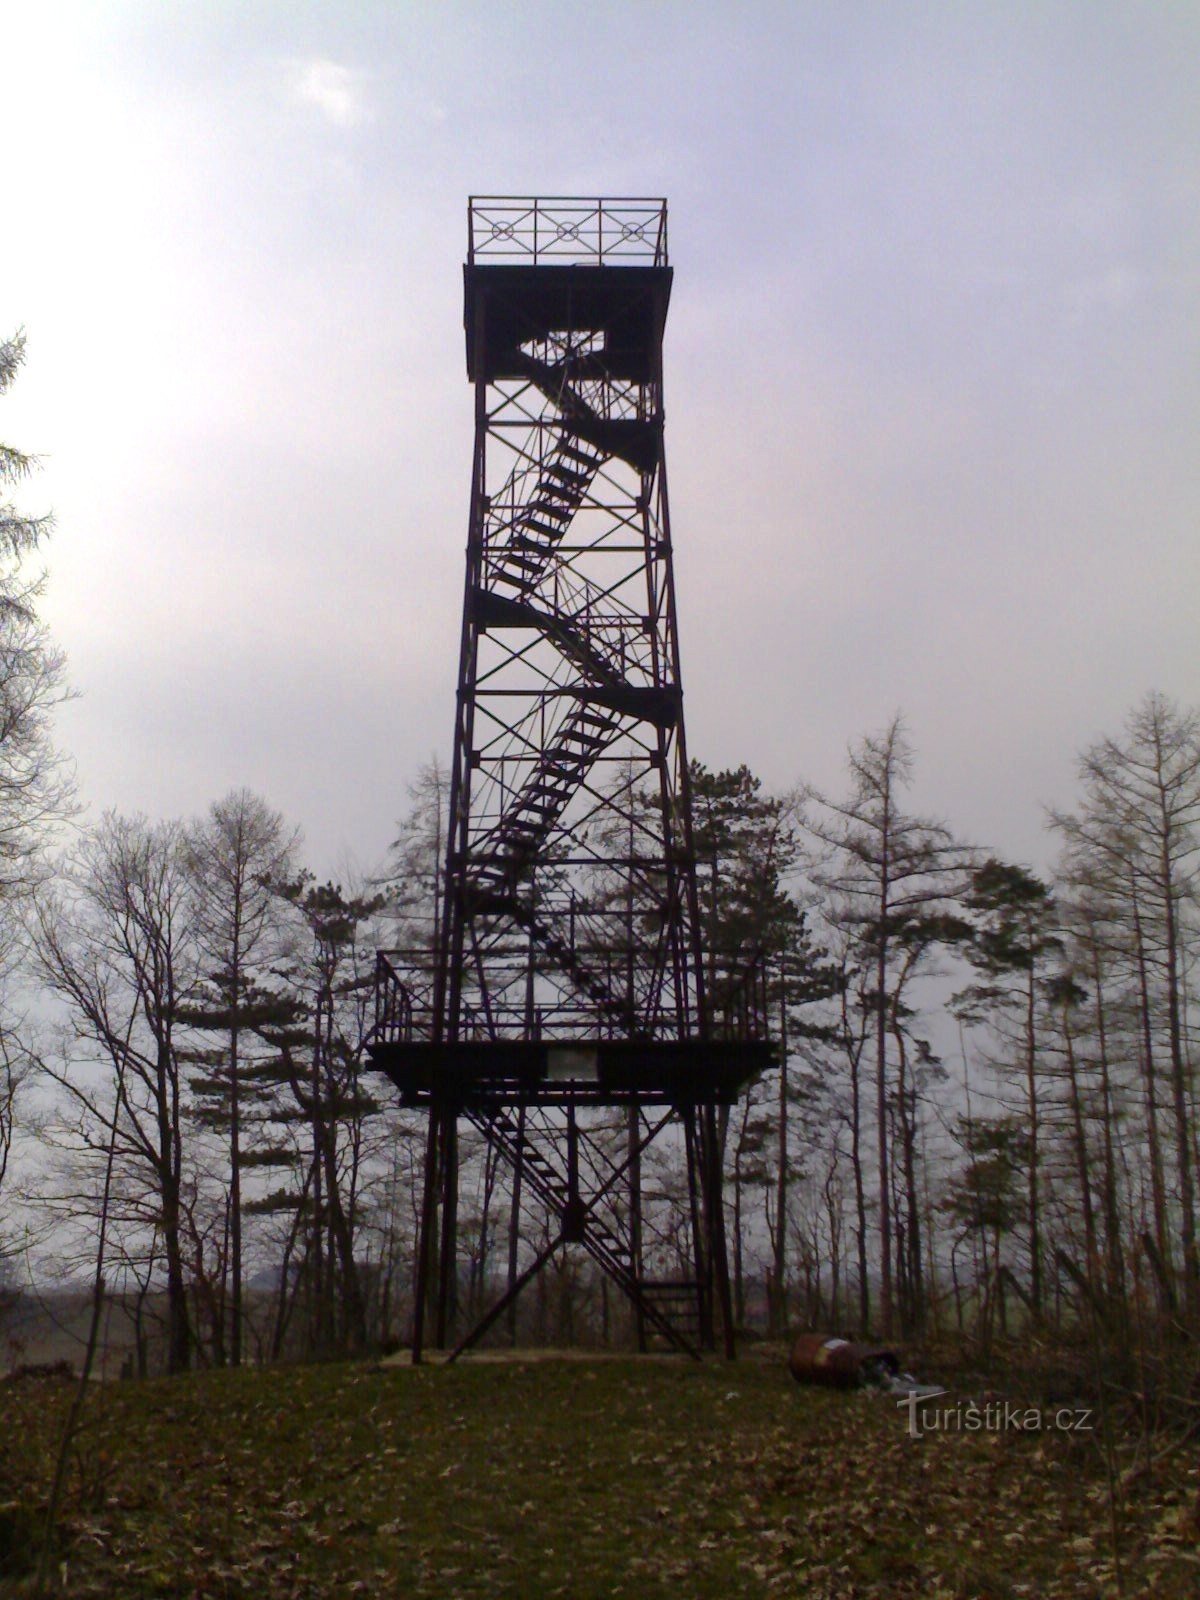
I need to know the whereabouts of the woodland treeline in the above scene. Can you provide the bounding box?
[2,695,1198,1379]
[2,336,1199,1378]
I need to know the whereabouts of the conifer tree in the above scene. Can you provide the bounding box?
[183,790,301,1365]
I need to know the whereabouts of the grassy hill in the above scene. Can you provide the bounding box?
[1,1350,1195,1597]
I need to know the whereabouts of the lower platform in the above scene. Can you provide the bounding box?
[366,1035,773,1107]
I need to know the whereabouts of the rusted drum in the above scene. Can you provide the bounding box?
[788,1333,901,1390]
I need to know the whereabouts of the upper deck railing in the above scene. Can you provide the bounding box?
[369,945,773,1050]
[468,197,668,267]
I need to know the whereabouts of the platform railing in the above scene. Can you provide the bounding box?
[372,951,418,1045]
[468,196,667,267]
[369,942,775,1049]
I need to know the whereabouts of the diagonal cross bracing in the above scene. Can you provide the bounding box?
[368,201,764,1364]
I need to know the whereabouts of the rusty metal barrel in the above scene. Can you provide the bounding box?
[788,1333,901,1390]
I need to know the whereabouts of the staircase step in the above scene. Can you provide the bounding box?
[521,516,566,542]
[499,551,543,575]
[560,441,602,468]
[545,461,592,489]
[525,500,572,525]
[511,533,556,555]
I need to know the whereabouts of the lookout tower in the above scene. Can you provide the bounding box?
[369,198,772,1359]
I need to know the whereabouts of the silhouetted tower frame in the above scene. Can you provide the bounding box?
[370,199,771,1359]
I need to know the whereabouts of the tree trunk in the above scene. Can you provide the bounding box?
[732,1142,745,1330]
[891,1021,924,1334]
[772,968,789,1337]
[1131,882,1171,1279]
[847,1020,870,1336]
[506,1106,525,1346]
[875,923,893,1337]
[1023,953,1043,1318]
[1061,1006,1099,1286]
[1088,935,1126,1315]
[1158,823,1200,1316]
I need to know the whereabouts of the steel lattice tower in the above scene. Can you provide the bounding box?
[370,198,770,1360]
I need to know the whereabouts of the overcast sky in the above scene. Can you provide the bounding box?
[3,0,1197,881]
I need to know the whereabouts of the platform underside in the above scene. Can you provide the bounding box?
[367,1036,772,1108]
[464,263,672,382]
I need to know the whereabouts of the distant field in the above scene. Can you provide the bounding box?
[1,1351,1195,1597]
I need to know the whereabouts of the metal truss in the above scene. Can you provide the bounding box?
[369,199,770,1360]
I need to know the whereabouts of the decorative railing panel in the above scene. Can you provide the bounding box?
[468,197,667,266]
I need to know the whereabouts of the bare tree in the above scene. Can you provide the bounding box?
[0,329,74,1317]
[808,715,971,1337]
[381,757,449,950]
[33,814,196,1372]
[1051,692,1200,1319]
[0,1016,29,1309]
[0,918,30,1259]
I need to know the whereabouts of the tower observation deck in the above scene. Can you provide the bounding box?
[369,198,773,1360]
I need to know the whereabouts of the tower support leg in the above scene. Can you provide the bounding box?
[684,1108,713,1349]
[629,1105,645,1352]
[435,1106,459,1347]
[411,1103,442,1365]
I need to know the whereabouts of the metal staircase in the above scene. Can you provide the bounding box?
[471,704,622,897]
[458,1105,699,1358]
[369,202,763,1364]
[448,331,705,1336]
[505,899,642,1037]
[513,350,659,472]
[468,352,662,1029]
[491,430,605,597]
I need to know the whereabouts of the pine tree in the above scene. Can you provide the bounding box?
[0,330,73,895]
[182,790,301,1365]
[690,763,836,1332]
[270,877,385,1356]
[954,859,1060,1316]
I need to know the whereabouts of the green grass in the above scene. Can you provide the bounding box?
[1,1352,1196,1597]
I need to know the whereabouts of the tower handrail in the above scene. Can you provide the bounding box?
[468,197,668,266]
